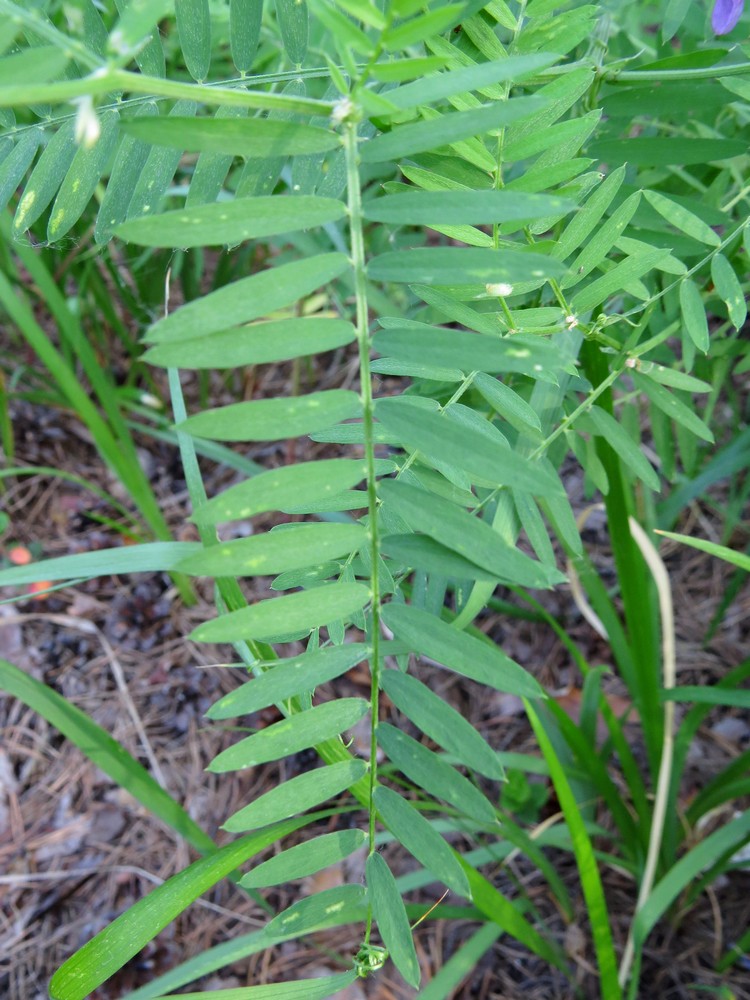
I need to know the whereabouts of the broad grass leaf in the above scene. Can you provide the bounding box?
[473,373,542,436]
[207,644,370,719]
[192,583,370,643]
[152,971,359,998]
[378,723,496,824]
[146,317,355,369]
[0,658,214,856]
[207,698,368,773]
[49,819,310,1000]
[376,399,561,498]
[266,885,367,938]
[117,194,346,246]
[373,785,469,897]
[223,760,367,831]
[711,253,747,330]
[644,190,721,247]
[381,602,543,697]
[179,390,361,442]
[176,523,366,577]
[193,458,389,524]
[373,326,562,378]
[381,670,503,780]
[0,541,201,586]
[13,118,76,236]
[385,53,558,110]
[632,372,713,443]
[122,116,339,158]
[582,408,660,492]
[664,686,750,707]
[275,0,308,64]
[368,247,564,285]
[176,0,211,81]
[48,110,120,242]
[242,829,366,888]
[588,138,746,166]
[230,0,263,73]
[360,96,545,162]
[363,190,573,225]
[367,852,420,988]
[679,278,710,353]
[145,253,349,342]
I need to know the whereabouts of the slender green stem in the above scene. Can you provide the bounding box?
[604,61,750,83]
[343,117,382,884]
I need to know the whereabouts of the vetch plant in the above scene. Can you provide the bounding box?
[0,1,748,997]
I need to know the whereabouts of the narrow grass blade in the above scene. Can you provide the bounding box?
[153,971,359,998]
[655,530,750,572]
[416,923,501,999]
[0,542,201,586]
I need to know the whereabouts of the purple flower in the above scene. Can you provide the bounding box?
[712,0,744,34]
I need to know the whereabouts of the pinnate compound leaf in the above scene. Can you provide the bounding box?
[368,247,565,286]
[145,253,349,343]
[122,116,340,158]
[382,603,544,698]
[208,645,371,719]
[241,829,366,888]
[193,583,370,644]
[378,724,496,824]
[223,760,367,832]
[179,390,361,442]
[367,854,420,988]
[381,670,503,780]
[176,523,366,577]
[679,278,710,353]
[146,318,355,369]
[193,458,375,524]
[360,96,545,162]
[117,195,346,247]
[49,819,310,1000]
[208,698,368,773]
[373,785,469,897]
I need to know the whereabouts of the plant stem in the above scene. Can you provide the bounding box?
[343,116,382,873]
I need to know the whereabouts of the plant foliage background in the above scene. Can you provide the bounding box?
[0,0,749,998]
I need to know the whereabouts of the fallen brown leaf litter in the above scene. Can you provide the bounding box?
[1,379,749,999]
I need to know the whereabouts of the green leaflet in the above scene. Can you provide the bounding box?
[207,644,371,719]
[383,4,462,51]
[13,118,76,236]
[0,130,41,214]
[0,541,201,587]
[373,326,562,380]
[122,116,340,158]
[153,972,359,999]
[561,191,641,288]
[381,670,503,780]
[96,102,157,243]
[632,372,714,443]
[588,138,746,166]
[571,248,671,313]
[110,0,172,58]
[176,523,366,577]
[146,317,355,369]
[208,698,368,773]
[266,885,367,938]
[49,819,310,1000]
[145,253,349,342]
[367,853,420,989]
[377,723,496,824]
[373,785,469,897]
[48,110,120,242]
[230,0,263,73]
[473,372,542,436]
[554,164,625,261]
[184,106,246,206]
[276,0,308,64]
[629,362,710,394]
[178,390,361,442]
[360,95,546,162]
[363,190,574,225]
[0,46,68,84]
[385,53,558,110]
[381,602,544,698]
[175,0,211,81]
[376,398,562,499]
[223,759,367,832]
[711,253,747,330]
[382,533,504,582]
[644,190,721,247]
[192,583,370,642]
[116,194,346,247]
[193,458,384,524]
[241,829,366,888]
[126,99,197,219]
[679,278,710,353]
[581,407,660,492]
[369,246,564,286]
